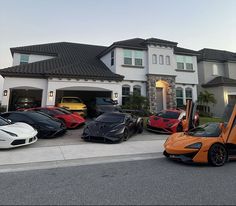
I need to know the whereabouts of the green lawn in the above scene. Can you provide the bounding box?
[199,116,223,125]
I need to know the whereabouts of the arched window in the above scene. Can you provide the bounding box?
[122,85,130,105]
[176,87,184,108]
[166,55,170,65]
[152,54,157,64]
[185,87,193,102]
[159,55,164,65]
[133,85,141,96]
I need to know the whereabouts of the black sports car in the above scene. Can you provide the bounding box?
[82,112,143,143]
[0,111,67,139]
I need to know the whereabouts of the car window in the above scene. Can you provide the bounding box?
[187,123,222,137]
[7,113,32,123]
[56,108,72,114]
[156,111,180,119]
[96,114,125,123]
[96,98,115,105]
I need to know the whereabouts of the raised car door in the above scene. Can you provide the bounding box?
[221,104,236,144]
[183,100,197,132]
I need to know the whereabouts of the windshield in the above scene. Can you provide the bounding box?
[62,97,82,103]
[156,111,180,119]
[96,114,124,123]
[0,117,9,126]
[187,123,222,137]
[24,112,53,122]
[96,98,115,105]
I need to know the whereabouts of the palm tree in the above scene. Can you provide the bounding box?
[198,90,216,114]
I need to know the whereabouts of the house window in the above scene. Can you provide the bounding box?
[185,56,193,70]
[20,54,29,65]
[159,55,164,65]
[213,64,219,75]
[123,50,132,65]
[122,85,130,105]
[177,62,184,70]
[133,85,141,96]
[185,87,193,102]
[152,54,157,64]
[176,87,184,108]
[166,56,170,65]
[111,51,114,66]
[134,51,143,66]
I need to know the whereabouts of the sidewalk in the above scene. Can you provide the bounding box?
[0,139,166,172]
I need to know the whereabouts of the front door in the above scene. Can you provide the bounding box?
[156,88,163,112]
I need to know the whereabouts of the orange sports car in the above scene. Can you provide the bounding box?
[164,100,236,166]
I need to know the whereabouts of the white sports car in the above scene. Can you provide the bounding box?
[0,117,38,149]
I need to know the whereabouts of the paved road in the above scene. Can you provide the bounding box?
[1,158,236,205]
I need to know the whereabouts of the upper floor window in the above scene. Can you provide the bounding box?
[124,50,132,65]
[176,87,184,108]
[133,85,141,96]
[166,56,170,65]
[152,54,157,64]
[134,51,143,66]
[20,54,29,65]
[123,49,144,66]
[185,56,193,70]
[213,64,219,75]
[159,55,164,65]
[176,55,193,70]
[111,51,114,66]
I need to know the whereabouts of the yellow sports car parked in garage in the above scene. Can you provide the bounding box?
[57,97,87,117]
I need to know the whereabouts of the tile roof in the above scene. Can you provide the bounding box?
[202,76,236,88]
[0,42,124,81]
[198,48,236,62]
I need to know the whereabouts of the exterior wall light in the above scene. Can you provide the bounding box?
[114,93,118,98]
[3,90,7,96]
[49,91,54,97]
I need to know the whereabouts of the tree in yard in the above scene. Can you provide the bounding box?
[198,90,216,116]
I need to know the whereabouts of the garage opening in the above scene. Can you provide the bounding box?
[8,88,43,111]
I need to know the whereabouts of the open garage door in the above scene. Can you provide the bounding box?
[8,89,43,111]
[55,88,112,106]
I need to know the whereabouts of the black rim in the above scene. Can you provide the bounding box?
[211,145,227,166]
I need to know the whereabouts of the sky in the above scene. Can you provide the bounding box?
[0,0,236,69]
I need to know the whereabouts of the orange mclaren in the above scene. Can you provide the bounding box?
[164,100,236,166]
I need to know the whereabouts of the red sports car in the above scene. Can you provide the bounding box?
[146,109,199,134]
[23,107,85,129]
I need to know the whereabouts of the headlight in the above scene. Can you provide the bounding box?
[167,123,174,127]
[2,130,18,137]
[45,125,55,130]
[185,142,202,149]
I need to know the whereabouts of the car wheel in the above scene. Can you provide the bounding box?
[208,144,228,167]
[122,128,129,141]
[137,122,143,133]
[176,124,183,132]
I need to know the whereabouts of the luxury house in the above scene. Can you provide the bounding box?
[197,48,236,117]
[0,38,199,113]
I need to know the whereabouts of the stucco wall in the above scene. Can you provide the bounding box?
[12,53,54,66]
[100,50,116,73]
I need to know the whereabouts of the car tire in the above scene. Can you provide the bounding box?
[137,122,143,133]
[208,144,228,167]
[176,124,183,132]
[122,128,129,141]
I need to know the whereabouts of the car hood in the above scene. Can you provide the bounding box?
[165,132,204,147]
[58,103,86,110]
[85,121,124,135]
[0,122,37,138]
[149,115,179,126]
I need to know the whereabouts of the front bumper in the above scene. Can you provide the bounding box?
[81,133,123,143]
[146,124,173,134]
[163,150,198,162]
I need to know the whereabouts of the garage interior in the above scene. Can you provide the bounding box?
[8,88,43,111]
